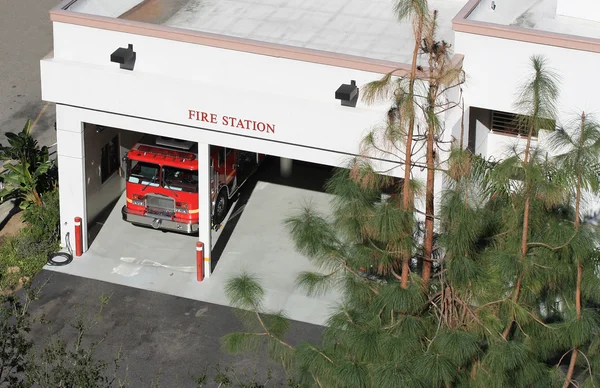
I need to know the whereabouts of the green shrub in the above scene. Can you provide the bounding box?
[0,232,50,291]
[0,119,58,210]
[0,236,23,290]
[21,187,60,243]
[0,187,60,291]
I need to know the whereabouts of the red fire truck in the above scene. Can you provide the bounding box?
[121,136,263,233]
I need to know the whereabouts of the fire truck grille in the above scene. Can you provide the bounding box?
[145,195,175,216]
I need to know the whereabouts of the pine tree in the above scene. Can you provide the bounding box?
[492,55,561,341]
[548,112,600,387]
[221,8,600,388]
[420,10,464,283]
[361,0,430,289]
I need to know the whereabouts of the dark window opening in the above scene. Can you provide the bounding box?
[491,110,519,135]
[491,110,556,137]
[100,135,120,183]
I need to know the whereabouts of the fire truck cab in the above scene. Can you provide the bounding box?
[121,136,263,233]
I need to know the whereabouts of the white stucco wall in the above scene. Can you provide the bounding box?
[44,21,467,249]
[455,31,600,159]
[453,30,600,219]
[44,22,415,175]
[56,105,86,250]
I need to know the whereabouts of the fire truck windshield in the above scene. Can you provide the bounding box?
[127,161,160,187]
[162,166,198,193]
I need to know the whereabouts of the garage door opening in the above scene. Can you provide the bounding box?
[84,123,145,246]
[82,123,335,273]
[52,122,345,325]
[210,156,334,268]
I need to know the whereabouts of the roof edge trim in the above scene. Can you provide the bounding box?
[452,0,600,54]
[49,6,418,76]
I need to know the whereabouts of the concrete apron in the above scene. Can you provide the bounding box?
[45,182,342,326]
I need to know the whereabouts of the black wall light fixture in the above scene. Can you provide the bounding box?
[335,80,359,107]
[110,44,136,71]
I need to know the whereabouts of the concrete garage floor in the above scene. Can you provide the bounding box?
[46,160,342,326]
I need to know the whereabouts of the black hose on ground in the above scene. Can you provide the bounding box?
[47,231,73,266]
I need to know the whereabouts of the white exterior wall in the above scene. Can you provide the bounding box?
[43,21,467,250]
[43,23,426,176]
[56,105,86,250]
[46,23,389,158]
[455,31,600,158]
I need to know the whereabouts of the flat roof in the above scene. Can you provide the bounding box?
[66,0,468,64]
[467,0,600,41]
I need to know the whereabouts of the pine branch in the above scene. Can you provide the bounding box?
[527,230,577,251]
[308,346,335,365]
[343,309,358,327]
[312,373,324,388]
[362,140,404,162]
[391,268,403,282]
[254,311,294,351]
[562,347,578,388]
[556,348,573,370]
[513,319,531,340]
[577,350,595,383]
[340,261,380,295]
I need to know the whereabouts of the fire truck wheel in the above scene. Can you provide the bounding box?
[213,188,229,225]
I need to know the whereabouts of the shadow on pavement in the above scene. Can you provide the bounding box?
[212,157,333,267]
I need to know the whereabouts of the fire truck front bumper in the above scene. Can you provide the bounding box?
[121,206,199,234]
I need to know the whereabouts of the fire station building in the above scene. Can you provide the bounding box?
[41,0,600,313]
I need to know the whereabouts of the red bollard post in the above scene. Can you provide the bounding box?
[196,242,204,282]
[74,216,83,257]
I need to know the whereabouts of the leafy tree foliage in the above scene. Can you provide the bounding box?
[0,119,57,209]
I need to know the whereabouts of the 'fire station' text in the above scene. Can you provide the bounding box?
[188,110,275,134]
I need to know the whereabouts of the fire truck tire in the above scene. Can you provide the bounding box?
[213,188,229,225]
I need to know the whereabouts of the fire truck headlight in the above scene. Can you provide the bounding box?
[175,202,188,214]
[131,195,145,206]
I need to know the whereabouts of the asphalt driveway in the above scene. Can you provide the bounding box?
[28,270,324,387]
